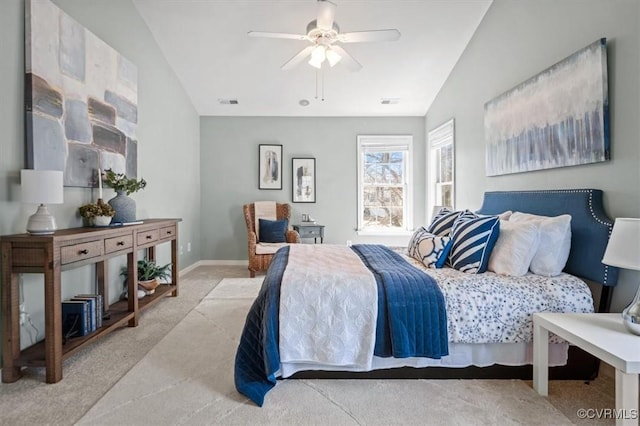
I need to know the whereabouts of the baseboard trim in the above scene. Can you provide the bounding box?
[199,259,248,266]
[179,259,248,276]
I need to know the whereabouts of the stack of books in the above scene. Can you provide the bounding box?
[61,294,104,341]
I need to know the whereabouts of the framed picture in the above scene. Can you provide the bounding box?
[258,144,282,190]
[292,157,316,203]
[484,38,609,176]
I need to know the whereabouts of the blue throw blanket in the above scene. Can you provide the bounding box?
[234,244,448,406]
[351,244,448,359]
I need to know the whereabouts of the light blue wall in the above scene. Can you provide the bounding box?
[426,0,640,312]
[0,0,201,349]
[200,117,426,261]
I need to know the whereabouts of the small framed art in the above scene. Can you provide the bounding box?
[292,157,316,203]
[258,144,282,190]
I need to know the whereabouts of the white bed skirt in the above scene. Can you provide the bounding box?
[278,342,568,378]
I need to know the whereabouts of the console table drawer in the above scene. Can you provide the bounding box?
[137,229,159,245]
[60,241,104,265]
[104,234,133,254]
[159,225,176,240]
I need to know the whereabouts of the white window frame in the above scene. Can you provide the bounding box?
[427,119,455,222]
[357,135,413,235]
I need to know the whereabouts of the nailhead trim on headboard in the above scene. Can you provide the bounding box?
[477,189,617,287]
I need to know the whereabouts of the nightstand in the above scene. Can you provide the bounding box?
[293,223,325,243]
[533,313,640,425]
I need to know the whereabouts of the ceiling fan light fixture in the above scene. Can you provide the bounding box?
[308,45,326,68]
[326,48,341,67]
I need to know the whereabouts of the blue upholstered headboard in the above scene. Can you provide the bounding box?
[476,189,618,287]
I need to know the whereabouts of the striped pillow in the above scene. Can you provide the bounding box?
[408,227,452,268]
[427,208,465,236]
[449,215,501,274]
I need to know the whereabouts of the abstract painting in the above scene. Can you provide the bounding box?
[258,144,282,190]
[484,38,609,176]
[292,157,316,203]
[25,0,138,187]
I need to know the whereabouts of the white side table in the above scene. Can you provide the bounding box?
[533,313,640,426]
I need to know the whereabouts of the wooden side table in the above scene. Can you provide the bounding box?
[533,313,640,425]
[293,223,325,243]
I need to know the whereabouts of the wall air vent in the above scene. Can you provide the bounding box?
[218,99,239,105]
[380,98,400,105]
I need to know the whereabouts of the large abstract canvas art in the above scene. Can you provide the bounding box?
[25,0,138,187]
[484,39,609,176]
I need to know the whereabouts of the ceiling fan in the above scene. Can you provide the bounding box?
[248,0,401,72]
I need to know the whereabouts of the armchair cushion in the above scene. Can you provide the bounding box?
[259,218,288,243]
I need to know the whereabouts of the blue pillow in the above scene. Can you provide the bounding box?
[259,218,288,243]
[448,215,500,274]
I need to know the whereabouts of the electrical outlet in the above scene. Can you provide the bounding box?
[179,245,184,255]
[187,242,191,252]
[346,240,352,246]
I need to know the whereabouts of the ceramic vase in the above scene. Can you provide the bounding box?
[93,215,112,227]
[622,285,640,336]
[108,191,136,223]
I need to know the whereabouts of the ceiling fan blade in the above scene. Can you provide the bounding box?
[248,31,308,41]
[338,29,401,43]
[281,45,315,70]
[330,45,362,72]
[316,0,337,30]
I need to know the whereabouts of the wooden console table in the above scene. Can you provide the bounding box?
[1,218,181,383]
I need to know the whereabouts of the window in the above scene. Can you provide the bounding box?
[357,135,413,234]
[427,119,455,220]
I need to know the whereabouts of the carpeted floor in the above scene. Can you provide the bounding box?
[0,265,617,425]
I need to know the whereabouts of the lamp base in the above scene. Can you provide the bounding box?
[622,283,640,336]
[26,204,57,235]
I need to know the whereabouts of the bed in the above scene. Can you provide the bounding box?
[235,189,619,406]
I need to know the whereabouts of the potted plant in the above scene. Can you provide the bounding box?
[120,258,171,296]
[78,200,115,227]
[103,169,147,223]
[103,169,147,195]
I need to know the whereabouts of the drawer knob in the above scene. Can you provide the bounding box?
[146,235,153,239]
[79,249,89,255]
[117,241,125,246]
[166,231,172,235]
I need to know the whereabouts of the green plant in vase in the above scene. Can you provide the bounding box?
[103,169,147,223]
[120,258,171,298]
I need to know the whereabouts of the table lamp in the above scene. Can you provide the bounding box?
[21,169,64,235]
[601,218,640,335]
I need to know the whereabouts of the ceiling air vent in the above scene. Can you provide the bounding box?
[218,99,239,105]
[380,98,399,105]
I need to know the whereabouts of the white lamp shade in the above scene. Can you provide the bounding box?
[21,169,64,204]
[602,218,640,271]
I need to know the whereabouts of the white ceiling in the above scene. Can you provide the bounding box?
[132,0,492,117]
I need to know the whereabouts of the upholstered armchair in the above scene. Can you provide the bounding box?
[243,202,301,277]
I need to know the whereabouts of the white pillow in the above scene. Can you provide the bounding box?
[509,212,572,276]
[488,220,540,276]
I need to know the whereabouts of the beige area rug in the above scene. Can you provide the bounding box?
[77,277,576,425]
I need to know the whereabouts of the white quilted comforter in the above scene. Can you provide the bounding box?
[279,244,378,369]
